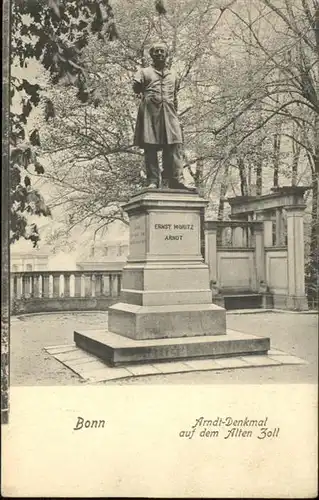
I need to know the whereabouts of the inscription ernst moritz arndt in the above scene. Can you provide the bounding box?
[154,223,194,241]
[179,416,280,440]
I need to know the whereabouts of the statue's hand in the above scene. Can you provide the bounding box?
[133,81,143,95]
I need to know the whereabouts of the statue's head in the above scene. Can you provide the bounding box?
[149,42,168,65]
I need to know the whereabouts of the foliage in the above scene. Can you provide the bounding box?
[39,1,317,213]
[10,0,118,246]
[17,0,318,300]
[36,0,232,241]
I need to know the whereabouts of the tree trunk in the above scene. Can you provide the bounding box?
[217,164,229,220]
[308,168,319,305]
[194,158,204,189]
[273,133,281,187]
[247,163,252,195]
[238,157,248,196]
[255,132,263,195]
[291,139,301,186]
[1,0,10,425]
[308,113,319,303]
[307,3,319,306]
[256,159,263,195]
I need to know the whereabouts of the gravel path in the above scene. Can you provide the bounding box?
[10,312,110,386]
[10,311,318,386]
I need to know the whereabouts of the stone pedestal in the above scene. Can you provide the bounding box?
[108,189,226,339]
[75,189,269,365]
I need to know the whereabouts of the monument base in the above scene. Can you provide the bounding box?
[108,302,226,340]
[74,328,269,366]
[72,189,271,368]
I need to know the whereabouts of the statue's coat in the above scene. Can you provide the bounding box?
[133,66,183,147]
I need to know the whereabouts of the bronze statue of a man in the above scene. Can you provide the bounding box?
[133,42,194,191]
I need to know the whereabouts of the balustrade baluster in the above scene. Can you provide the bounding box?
[233,226,244,247]
[32,274,40,298]
[84,274,91,297]
[117,274,122,296]
[95,274,103,297]
[42,274,50,298]
[221,227,227,246]
[91,274,96,298]
[247,226,253,247]
[109,275,113,297]
[245,226,248,246]
[109,274,116,297]
[74,274,82,297]
[10,276,14,301]
[53,275,60,297]
[13,275,19,299]
[12,269,124,311]
[64,274,70,297]
[22,275,28,298]
[102,274,110,296]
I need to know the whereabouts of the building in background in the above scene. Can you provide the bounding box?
[10,219,130,273]
[11,248,50,272]
[76,239,129,271]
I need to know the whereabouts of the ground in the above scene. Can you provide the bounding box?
[10,310,318,385]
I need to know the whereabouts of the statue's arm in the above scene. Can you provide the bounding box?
[133,69,144,95]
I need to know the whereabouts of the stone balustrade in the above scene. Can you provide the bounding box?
[11,270,122,315]
[214,221,261,248]
[10,208,308,313]
[205,220,264,249]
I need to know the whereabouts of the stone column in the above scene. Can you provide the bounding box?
[275,208,283,246]
[285,204,308,310]
[204,221,218,285]
[263,215,274,248]
[253,222,265,287]
[254,211,272,307]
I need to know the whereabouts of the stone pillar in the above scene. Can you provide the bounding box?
[254,222,265,287]
[285,204,308,310]
[204,221,218,285]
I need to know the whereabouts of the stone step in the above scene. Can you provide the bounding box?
[74,328,270,366]
[224,294,263,310]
